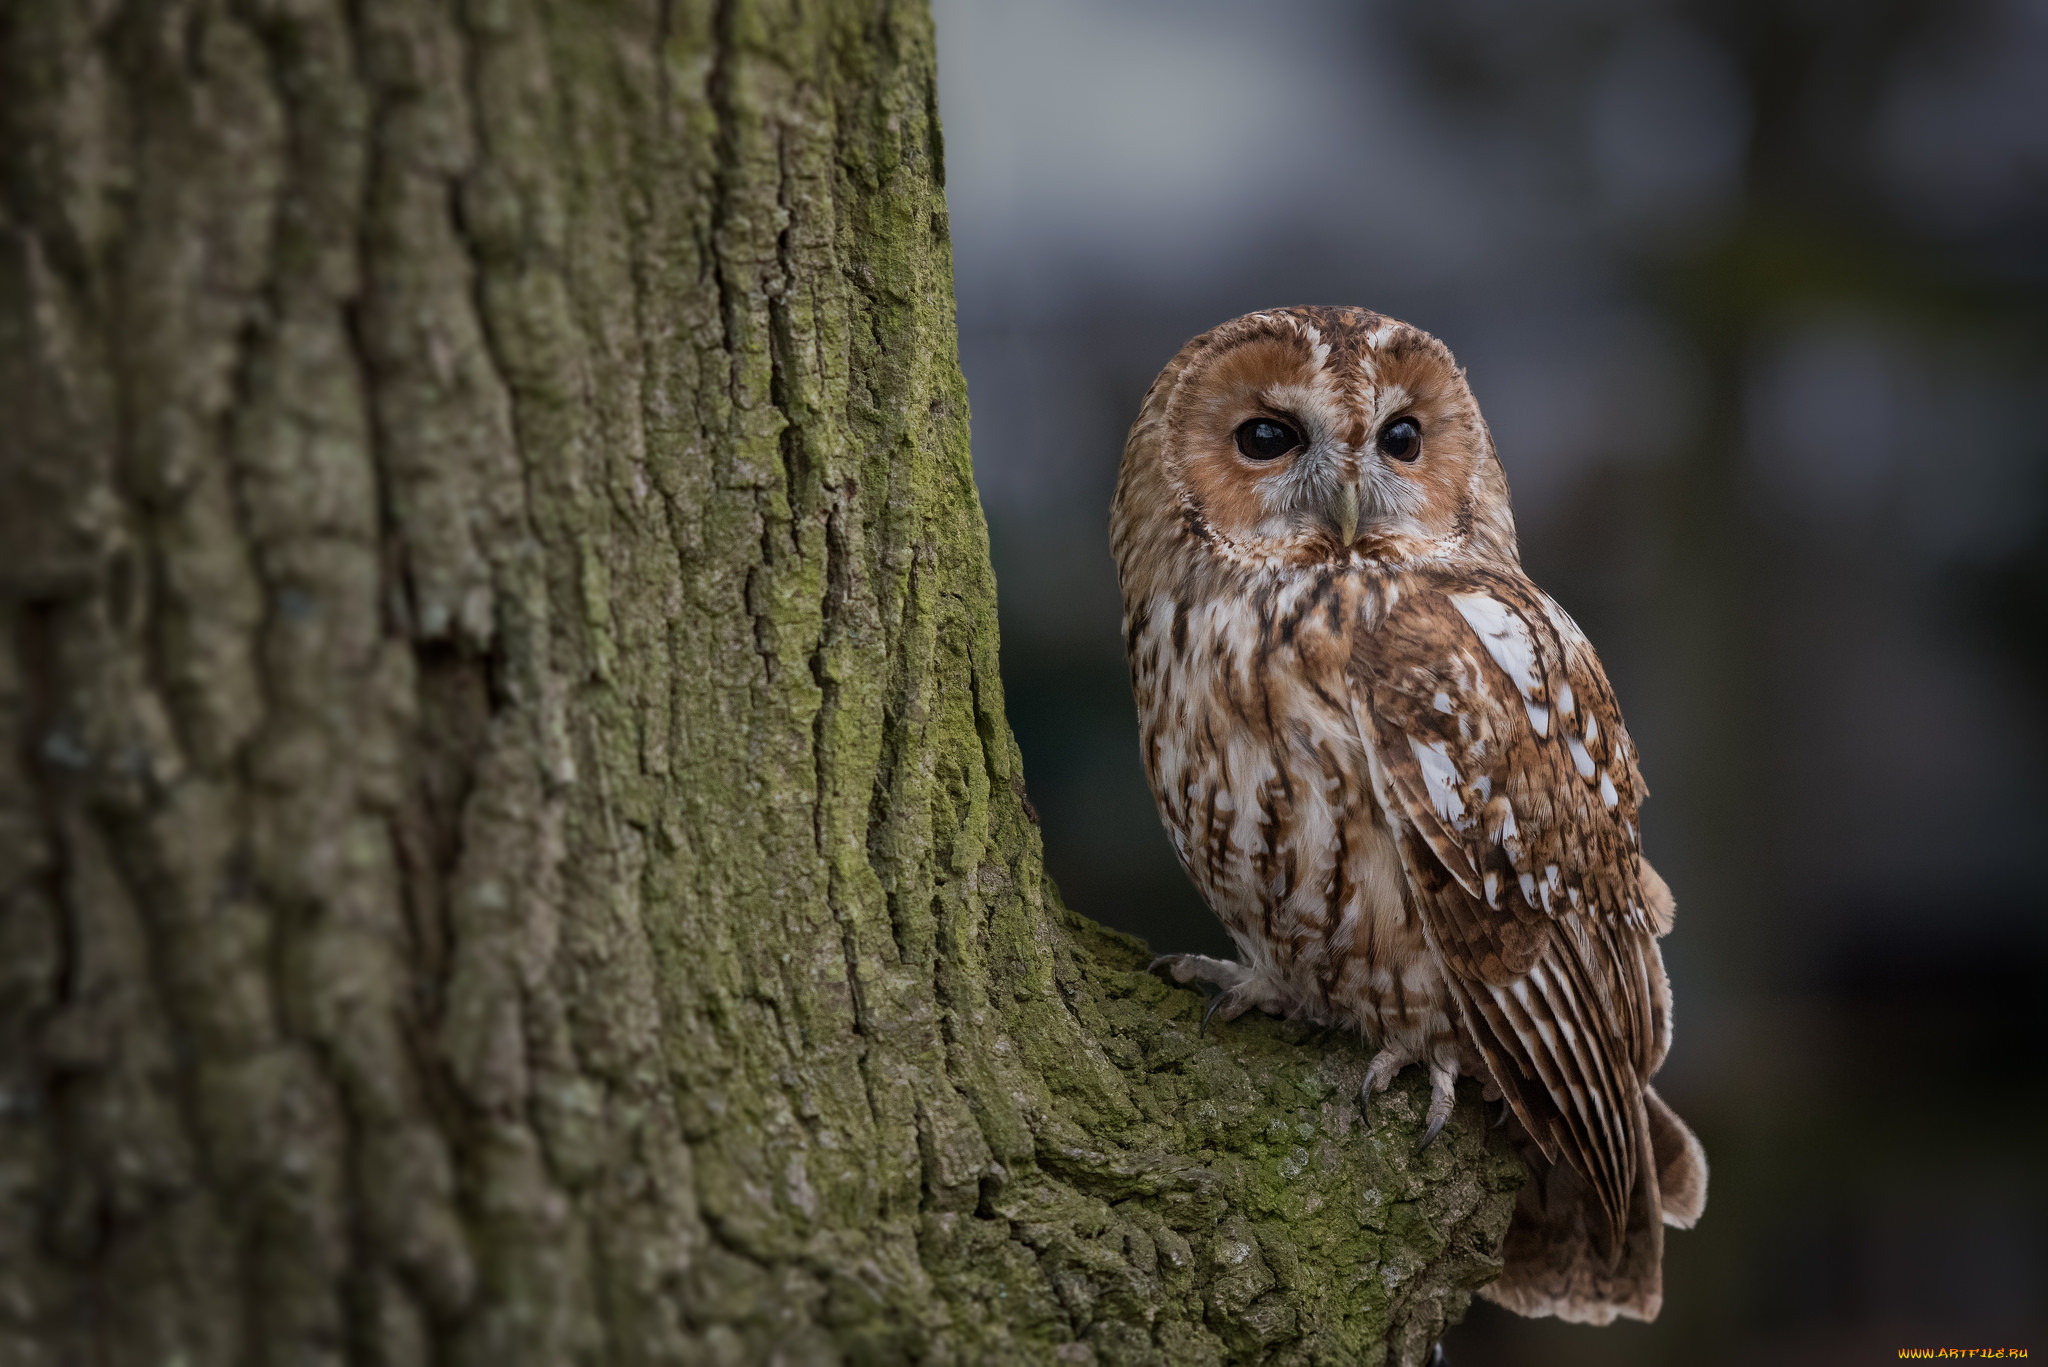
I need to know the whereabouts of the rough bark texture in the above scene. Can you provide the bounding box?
[0,2,1522,1364]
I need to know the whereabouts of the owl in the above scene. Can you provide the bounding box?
[1111,306,1707,1324]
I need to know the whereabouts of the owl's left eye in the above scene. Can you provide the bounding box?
[1234,417,1303,461]
[1377,416,1421,461]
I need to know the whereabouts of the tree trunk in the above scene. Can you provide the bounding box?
[0,2,1520,1363]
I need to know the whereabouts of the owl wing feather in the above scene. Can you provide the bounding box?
[1350,568,1663,1251]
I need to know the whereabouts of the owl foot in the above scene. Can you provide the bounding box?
[1419,1060,1457,1151]
[1149,955,1251,1035]
[1360,1051,1460,1149]
[1148,953,1251,993]
[1147,955,1279,1034]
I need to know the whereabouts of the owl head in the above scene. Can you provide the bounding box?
[1112,307,1518,594]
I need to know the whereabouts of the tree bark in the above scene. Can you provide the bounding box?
[0,2,1521,1364]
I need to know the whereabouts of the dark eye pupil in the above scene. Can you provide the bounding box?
[1378,417,1420,460]
[1235,417,1301,461]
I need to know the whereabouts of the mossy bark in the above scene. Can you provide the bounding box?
[0,2,1521,1363]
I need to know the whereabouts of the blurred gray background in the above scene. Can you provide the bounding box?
[932,0,2048,1361]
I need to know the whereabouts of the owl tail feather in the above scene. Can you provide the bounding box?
[1646,1085,1708,1229]
[1478,1086,1707,1324]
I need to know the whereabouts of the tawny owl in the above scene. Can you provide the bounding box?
[1112,306,1707,1324]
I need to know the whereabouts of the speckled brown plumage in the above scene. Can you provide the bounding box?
[1112,306,1707,1325]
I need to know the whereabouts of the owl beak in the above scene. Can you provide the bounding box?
[1334,482,1361,547]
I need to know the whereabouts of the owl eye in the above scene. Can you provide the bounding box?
[1377,416,1421,461]
[1234,417,1303,461]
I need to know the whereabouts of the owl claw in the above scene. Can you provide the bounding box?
[1201,991,1230,1036]
[1198,985,1259,1035]
[1359,1048,1408,1131]
[1418,1061,1457,1151]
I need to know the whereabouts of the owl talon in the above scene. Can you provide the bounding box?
[1201,991,1229,1036]
[1198,985,1257,1035]
[1359,1047,1408,1131]
[1418,1060,1457,1151]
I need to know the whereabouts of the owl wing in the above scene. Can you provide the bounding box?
[1350,568,1663,1247]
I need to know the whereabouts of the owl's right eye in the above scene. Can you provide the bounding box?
[1234,417,1303,461]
